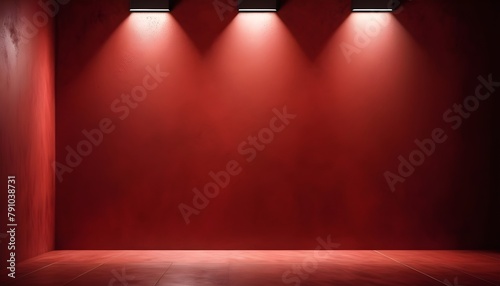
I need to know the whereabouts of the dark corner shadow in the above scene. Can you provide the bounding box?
[393,0,409,11]
[391,0,412,20]
[171,0,237,55]
[169,0,180,10]
[55,0,129,89]
[277,0,350,61]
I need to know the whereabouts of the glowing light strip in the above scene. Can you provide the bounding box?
[130,8,170,12]
[238,9,277,12]
[352,8,393,12]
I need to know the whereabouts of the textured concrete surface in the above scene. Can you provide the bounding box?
[54,0,500,250]
[0,0,55,263]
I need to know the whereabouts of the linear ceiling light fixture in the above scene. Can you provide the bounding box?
[239,0,279,12]
[130,0,170,12]
[352,0,400,12]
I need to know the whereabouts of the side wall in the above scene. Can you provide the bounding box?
[0,0,55,262]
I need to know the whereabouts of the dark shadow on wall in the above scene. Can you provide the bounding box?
[171,0,238,54]
[393,0,500,250]
[482,0,500,250]
[278,0,349,61]
[55,0,129,88]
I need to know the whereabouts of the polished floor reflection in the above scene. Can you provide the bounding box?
[1,250,499,285]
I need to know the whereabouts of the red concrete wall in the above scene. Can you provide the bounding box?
[55,0,500,249]
[0,0,55,262]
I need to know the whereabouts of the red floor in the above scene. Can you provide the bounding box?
[1,251,499,285]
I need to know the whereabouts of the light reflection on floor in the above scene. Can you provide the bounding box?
[1,250,499,285]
